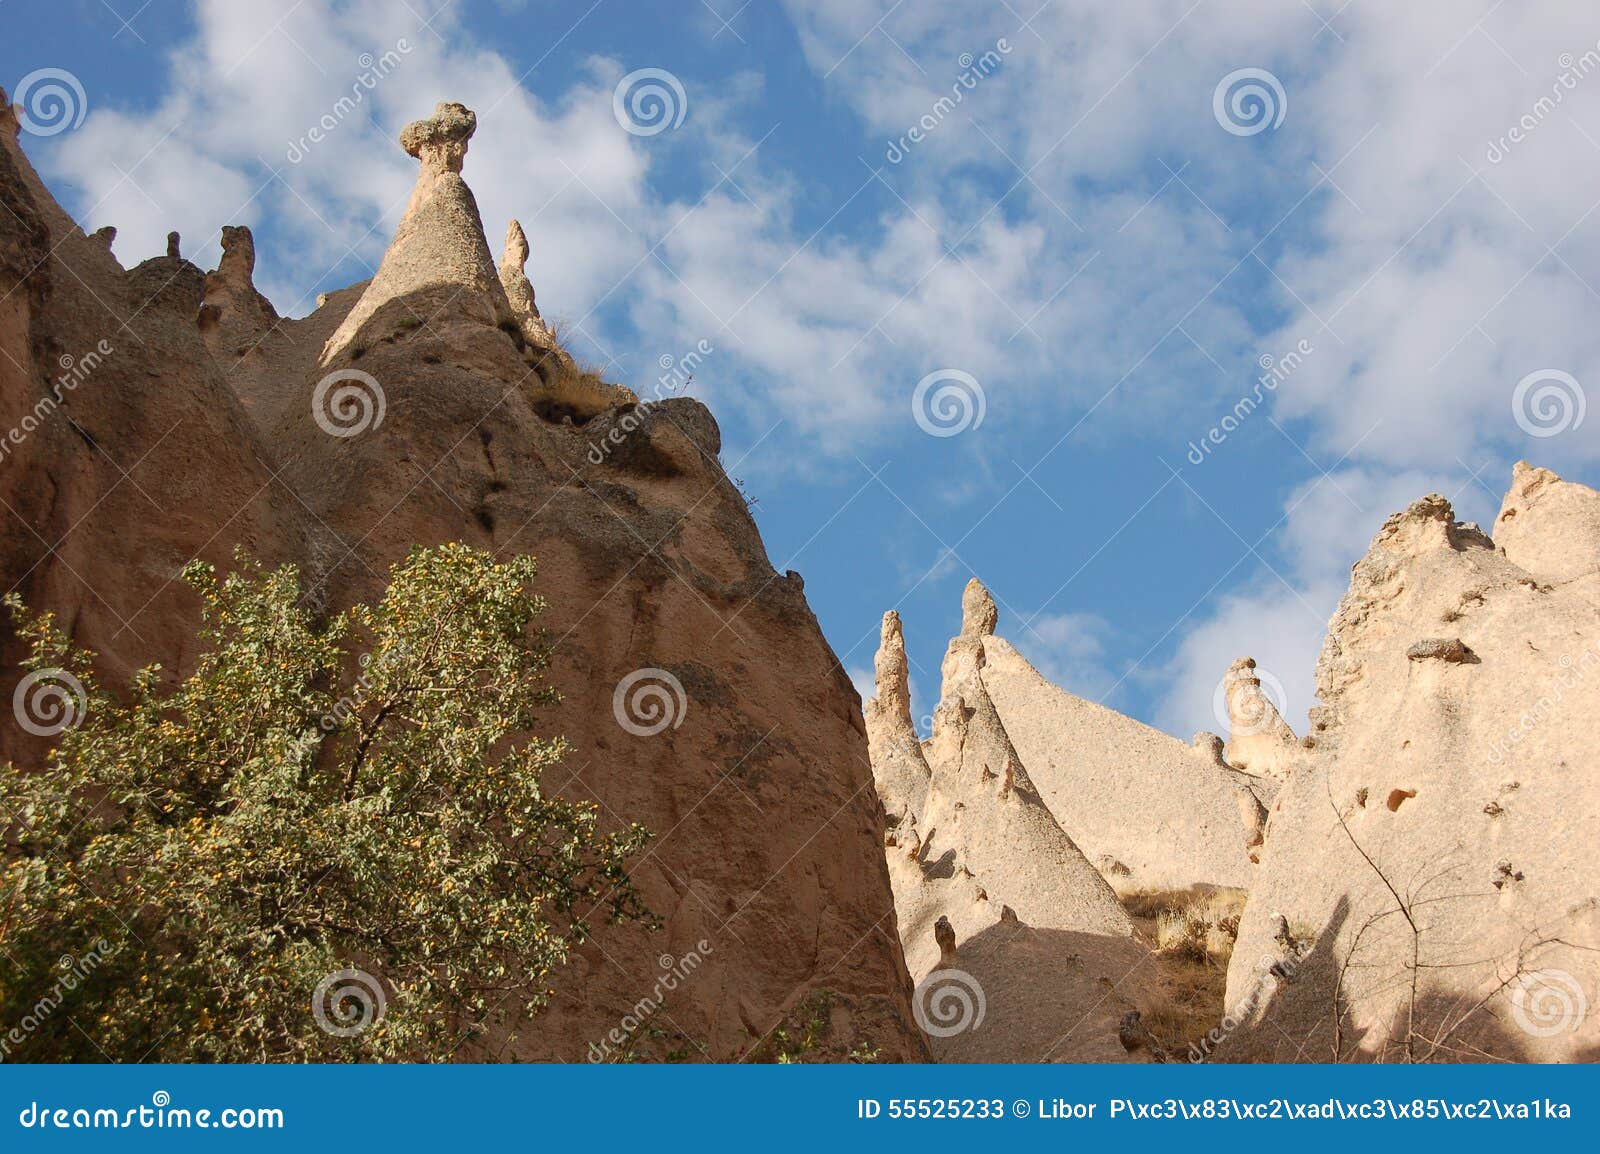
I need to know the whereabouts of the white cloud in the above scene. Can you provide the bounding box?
[778,0,1600,731]
[1152,463,1504,738]
[30,0,1599,739]
[847,664,874,704]
[44,2,652,322]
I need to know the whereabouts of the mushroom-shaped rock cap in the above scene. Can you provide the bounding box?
[400,102,477,173]
[960,578,998,636]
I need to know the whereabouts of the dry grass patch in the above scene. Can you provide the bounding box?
[531,361,620,423]
[1122,886,1248,1058]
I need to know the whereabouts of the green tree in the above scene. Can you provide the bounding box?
[0,544,649,1061]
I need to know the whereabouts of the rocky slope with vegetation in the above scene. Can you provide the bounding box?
[0,89,924,1062]
[5,80,1597,1066]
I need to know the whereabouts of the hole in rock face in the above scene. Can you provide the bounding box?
[1385,788,1417,813]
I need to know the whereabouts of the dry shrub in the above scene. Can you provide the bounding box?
[1124,886,1245,965]
[529,360,622,424]
[1122,886,1249,1055]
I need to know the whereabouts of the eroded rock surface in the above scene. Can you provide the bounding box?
[0,90,924,1063]
[867,587,1158,1063]
[934,580,1272,893]
[1223,475,1600,1062]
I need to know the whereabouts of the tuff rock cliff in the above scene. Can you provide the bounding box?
[867,469,1599,1064]
[0,91,924,1061]
[874,578,1271,898]
[866,585,1163,1063]
[1220,465,1600,1062]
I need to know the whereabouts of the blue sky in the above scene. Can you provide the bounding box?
[6,0,1598,739]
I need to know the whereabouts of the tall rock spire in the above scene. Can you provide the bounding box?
[498,218,563,359]
[864,610,930,826]
[960,577,998,636]
[320,101,516,366]
[938,577,996,705]
[498,220,539,320]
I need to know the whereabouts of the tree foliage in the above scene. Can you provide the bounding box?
[1,544,649,1061]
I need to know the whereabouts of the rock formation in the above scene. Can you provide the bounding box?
[867,586,1161,1063]
[926,578,1272,893]
[198,224,290,426]
[1493,460,1600,586]
[0,90,924,1061]
[1222,470,1600,1062]
[320,101,518,371]
[0,85,307,775]
[1220,656,1301,780]
[863,611,929,828]
[498,218,560,357]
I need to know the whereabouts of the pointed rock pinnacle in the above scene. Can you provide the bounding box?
[864,609,931,826]
[499,218,562,357]
[873,610,913,719]
[218,224,255,279]
[961,578,998,636]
